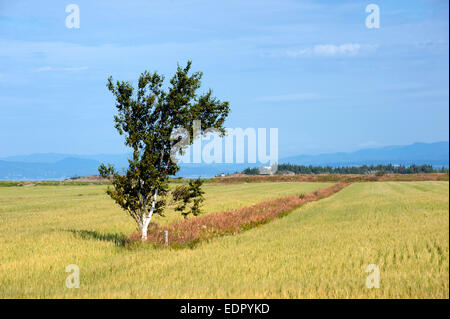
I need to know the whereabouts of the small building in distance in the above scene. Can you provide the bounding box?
[280,170,295,176]
[258,166,273,175]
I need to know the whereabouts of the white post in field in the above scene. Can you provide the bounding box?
[164,230,168,246]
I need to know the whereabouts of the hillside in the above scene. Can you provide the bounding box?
[0,141,448,180]
[282,142,449,167]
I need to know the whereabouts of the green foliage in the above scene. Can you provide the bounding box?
[0,181,23,187]
[375,170,386,176]
[243,163,449,175]
[242,167,260,175]
[99,61,230,229]
[172,178,205,218]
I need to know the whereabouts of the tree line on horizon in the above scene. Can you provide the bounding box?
[242,164,449,175]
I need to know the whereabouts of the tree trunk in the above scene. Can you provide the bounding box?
[141,189,158,241]
[141,218,149,241]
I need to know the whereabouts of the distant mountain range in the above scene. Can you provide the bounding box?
[0,157,101,181]
[0,141,448,180]
[282,141,449,167]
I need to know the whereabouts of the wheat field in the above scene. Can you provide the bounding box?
[0,181,448,298]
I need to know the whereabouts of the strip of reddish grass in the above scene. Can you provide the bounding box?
[127,182,350,248]
[211,173,449,184]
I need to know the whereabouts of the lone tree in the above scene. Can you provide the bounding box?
[99,61,230,241]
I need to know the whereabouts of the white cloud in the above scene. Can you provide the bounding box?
[286,43,377,58]
[60,66,88,71]
[314,43,361,56]
[358,141,382,149]
[400,89,449,99]
[34,66,88,72]
[255,93,321,102]
[35,66,52,72]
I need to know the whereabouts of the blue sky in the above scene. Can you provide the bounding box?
[0,0,448,158]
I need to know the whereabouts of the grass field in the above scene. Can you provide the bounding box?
[0,181,448,298]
